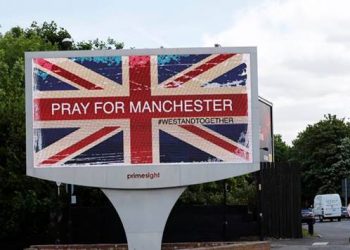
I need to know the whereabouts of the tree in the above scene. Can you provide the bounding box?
[21,22,124,51]
[0,33,57,247]
[0,22,123,248]
[292,114,350,203]
[332,137,350,181]
[179,175,256,207]
[26,21,72,50]
[75,37,124,50]
[274,134,291,162]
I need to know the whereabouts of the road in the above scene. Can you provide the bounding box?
[271,219,350,249]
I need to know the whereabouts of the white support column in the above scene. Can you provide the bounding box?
[102,187,186,250]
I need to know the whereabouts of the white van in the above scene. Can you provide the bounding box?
[313,194,342,222]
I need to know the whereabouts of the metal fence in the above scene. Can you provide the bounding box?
[8,162,303,250]
[260,162,302,238]
[66,162,302,243]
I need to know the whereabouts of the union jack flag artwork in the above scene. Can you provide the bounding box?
[31,51,253,167]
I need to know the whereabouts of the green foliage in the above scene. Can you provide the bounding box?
[292,114,350,202]
[332,137,350,180]
[0,22,64,243]
[179,174,256,207]
[75,38,124,50]
[0,21,123,246]
[26,21,72,50]
[274,134,291,162]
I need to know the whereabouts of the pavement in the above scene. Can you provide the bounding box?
[269,220,350,249]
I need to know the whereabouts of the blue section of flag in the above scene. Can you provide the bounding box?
[34,68,78,91]
[34,128,78,152]
[70,56,123,84]
[159,130,220,163]
[205,124,248,146]
[206,63,247,86]
[157,54,210,83]
[66,132,124,165]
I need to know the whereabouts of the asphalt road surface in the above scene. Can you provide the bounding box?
[271,219,350,249]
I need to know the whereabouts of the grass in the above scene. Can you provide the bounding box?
[302,227,317,237]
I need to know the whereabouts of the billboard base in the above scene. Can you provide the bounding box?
[102,187,186,250]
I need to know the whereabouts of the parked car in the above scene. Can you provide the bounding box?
[341,206,349,218]
[313,194,342,222]
[301,208,315,224]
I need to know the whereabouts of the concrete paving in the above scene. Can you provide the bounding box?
[270,219,350,250]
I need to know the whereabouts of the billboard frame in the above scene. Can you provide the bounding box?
[25,47,260,189]
[258,96,274,162]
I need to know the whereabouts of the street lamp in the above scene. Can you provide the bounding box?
[62,37,73,50]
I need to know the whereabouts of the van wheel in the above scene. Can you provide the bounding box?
[338,217,341,222]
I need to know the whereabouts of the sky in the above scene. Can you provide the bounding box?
[1,0,349,145]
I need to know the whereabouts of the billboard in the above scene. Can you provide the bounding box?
[259,97,273,162]
[26,47,259,189]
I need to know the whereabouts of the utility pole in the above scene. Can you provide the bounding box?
[345,178,348,206]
